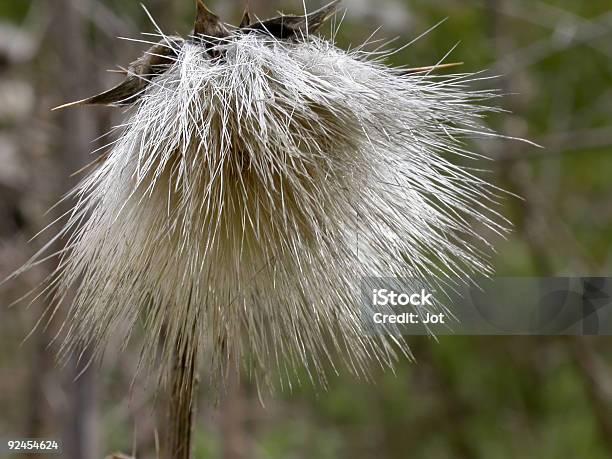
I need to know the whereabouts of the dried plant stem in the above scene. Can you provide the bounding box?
[167,340,199,459]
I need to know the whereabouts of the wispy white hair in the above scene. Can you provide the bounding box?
[19,13,507,389]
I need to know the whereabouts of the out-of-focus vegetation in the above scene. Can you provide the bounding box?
[0,1,611,458]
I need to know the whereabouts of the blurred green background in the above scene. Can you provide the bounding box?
[0,0,611,458]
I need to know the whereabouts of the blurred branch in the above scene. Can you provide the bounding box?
[488,8,612,73]
[69,0,137,38]
[568,337,612,452]
[488,3,612,454]
[52,0,101,457]
[483,0,612,59]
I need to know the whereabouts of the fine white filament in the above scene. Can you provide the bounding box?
[24,28,507,389]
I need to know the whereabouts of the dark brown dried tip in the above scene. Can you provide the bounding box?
[239,8,252,28]
[53,1,341,110]
[194,0,228,38]
[53,37,183,110]
[247,0,341,39]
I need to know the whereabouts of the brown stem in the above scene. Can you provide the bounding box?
[167,341,199,459]
[567,337,612,454]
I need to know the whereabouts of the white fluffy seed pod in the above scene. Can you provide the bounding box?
[17,2,509,389]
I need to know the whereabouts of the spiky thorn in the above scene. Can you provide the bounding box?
[239,6,252,28]
[194,0,228,39]
[247,0,341,39]
[53,37,183,110]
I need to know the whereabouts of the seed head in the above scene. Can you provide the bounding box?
[20,1,507,390]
